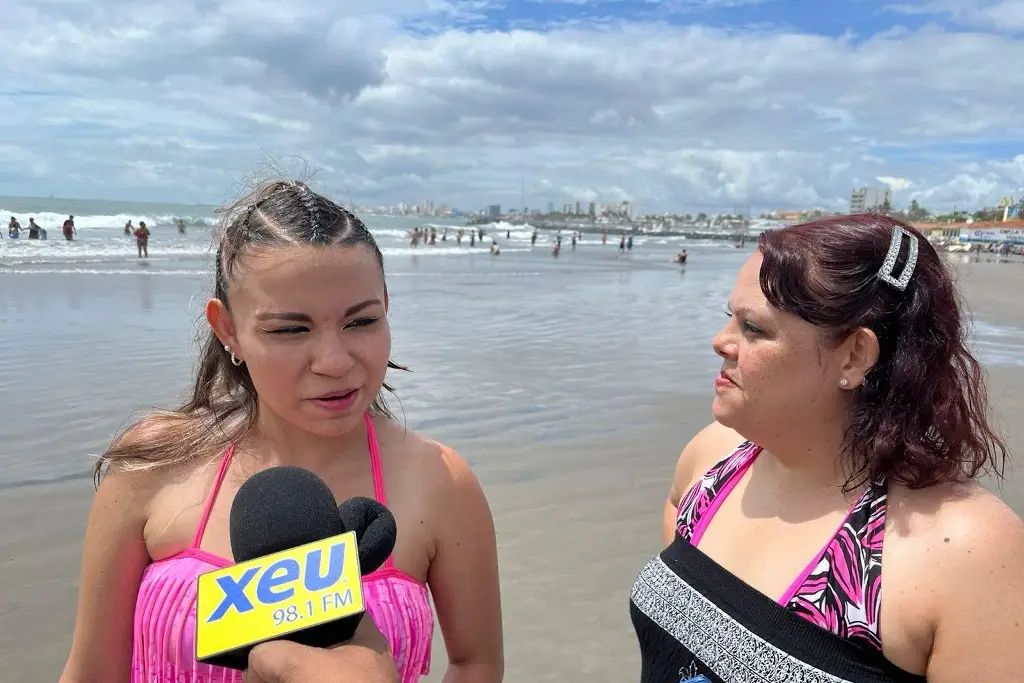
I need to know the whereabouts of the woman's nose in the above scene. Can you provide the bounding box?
[712,324,735,359]
[310,340,356,377]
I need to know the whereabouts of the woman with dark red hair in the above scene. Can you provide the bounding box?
[630,214,1023,682]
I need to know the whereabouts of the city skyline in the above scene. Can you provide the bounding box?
[2,0,1023,214]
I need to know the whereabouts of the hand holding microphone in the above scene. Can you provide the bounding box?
[244,618,400,683]
[195,466,398,671]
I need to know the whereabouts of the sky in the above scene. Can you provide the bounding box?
[1,0,1023,214]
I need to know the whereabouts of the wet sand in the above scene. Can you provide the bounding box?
[1,255,1022,683]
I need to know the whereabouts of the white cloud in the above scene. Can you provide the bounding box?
[878,176,916,191]
[0,0,1022,212]
[887,0,1024,31]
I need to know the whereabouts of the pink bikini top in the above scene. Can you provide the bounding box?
[129,414,433,683]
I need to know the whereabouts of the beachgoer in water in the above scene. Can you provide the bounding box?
[134,221,150,258]
[631,214,1023,682]
[619,233,625,251]
[59,179,504,683]
[675,249,687,264]
[27,218,43,240]
[62,215,76,241]
[177,219,186,235]
[8,216,21,238]
[125,220,133,235]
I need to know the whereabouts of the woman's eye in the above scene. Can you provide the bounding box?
[346,317,379,329]
[726,309,762,335]
[266,327,308,334]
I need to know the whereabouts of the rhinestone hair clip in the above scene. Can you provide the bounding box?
[876,225,919,291]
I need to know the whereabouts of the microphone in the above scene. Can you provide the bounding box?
[194,466,398,670]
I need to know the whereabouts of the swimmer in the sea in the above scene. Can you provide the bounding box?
[62,215,76,241]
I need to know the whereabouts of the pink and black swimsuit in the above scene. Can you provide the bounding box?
[630,440,927,683]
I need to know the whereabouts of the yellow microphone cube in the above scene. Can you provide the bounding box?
[195,531,365,663]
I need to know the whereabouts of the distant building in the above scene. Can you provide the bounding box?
[487,204,501,217]
[850,187,892,213]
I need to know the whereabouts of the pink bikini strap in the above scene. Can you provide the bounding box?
[191,444,236,548]
[364,413,394,569]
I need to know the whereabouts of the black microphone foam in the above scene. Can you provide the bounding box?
[337,496,398,575]
[229,466,343,561]
[208,466,399,671]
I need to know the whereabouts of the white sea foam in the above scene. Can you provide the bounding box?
[0,208,216,232]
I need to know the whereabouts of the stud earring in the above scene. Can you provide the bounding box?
[839,378,850,388]
[225,344,244,367]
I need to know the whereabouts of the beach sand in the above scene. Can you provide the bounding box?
[2,256,1022,683]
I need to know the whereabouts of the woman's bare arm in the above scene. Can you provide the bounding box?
[924,494,1024,683]
[58,467,154,683]
[427,446,504,683]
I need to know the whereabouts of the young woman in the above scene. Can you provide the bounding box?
[59,180,504,683]
[631,215,1023,682]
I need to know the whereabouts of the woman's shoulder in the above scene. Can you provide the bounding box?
[98,414,221,506]
[670,421,749,496]
[887,479,1023,606]
[889,479,1022,546]
[886,479,1024,671]
[372,417,477,487]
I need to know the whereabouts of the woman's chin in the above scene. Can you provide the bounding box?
[711,397,737,426]
[293,409,365,438]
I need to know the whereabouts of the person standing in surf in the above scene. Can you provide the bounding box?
[134,221,150,258]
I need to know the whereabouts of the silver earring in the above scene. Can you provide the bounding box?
[225,344,243,367]
[839,378,850,388]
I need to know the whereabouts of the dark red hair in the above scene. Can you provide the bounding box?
[758,214,1007,490]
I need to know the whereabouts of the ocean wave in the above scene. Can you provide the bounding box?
[0,208,217,231]
[0,240,213,262]
[478,220,536,232]
[382,245,530,257]
[0,267,206,276]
